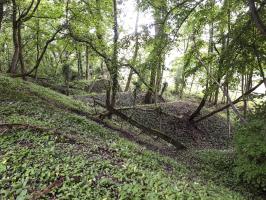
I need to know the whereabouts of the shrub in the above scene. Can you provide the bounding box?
[234,101,266,191]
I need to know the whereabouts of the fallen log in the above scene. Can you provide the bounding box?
[0,123,56,133]
[26,89,186,150]
[32,176,65,200]
[94,100,187,150]
[194,80,264,123]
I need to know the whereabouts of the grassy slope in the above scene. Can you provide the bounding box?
[0,75,250,199]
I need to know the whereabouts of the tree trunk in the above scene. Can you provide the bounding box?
[144,8,166,104]
[124,0,140,92]
[196,54,247,123]
[34,11,40,80]
[9,0,19,74]
[0,1,4,32]
[195,80,263,123]
[226,82,231,144]
[110,0,119,107]
[78,48,83,79]
[97,100,186,150]
[144,68,156,104]
[85,45,89,80]
[253,44,266,89]
[189,84,209,121]
[248,0,266,36]
[18,23,25,78]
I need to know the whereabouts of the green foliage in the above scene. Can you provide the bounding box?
[192,150,237,185]
[234,102,266,191]
[0,75,89,112]
[0,75,248,199]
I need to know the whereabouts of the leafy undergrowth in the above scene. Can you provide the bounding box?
[0,75,258,199]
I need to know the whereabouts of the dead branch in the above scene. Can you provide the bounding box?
[94,100,187,150]
[194,80,264,123]
[0,123,57,133]
[26,89,186,150]
[31,176,64,200]
[195,54,247,124]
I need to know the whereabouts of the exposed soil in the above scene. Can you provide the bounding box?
[75,92,231,155]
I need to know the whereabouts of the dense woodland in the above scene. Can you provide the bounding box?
[0,0,265,199]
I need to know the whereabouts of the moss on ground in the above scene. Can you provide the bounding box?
[0,75,259,199]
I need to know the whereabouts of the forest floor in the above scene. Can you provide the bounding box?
[75,92,231,152]
[0,75,264,199]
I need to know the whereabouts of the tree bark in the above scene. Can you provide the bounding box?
[9,0,20,74]
[195,80,264,123]
[0,1,4,32]
[189,92,208,121]
[196,54,247,123]
[110,0,119,107]
[8,0,41,74]
[248,0,266,36]
[145,5,166,104]
[12,27,62,77]
[96,100,186,150]
[18,23,25,78]
[124,0,140,92]
[85,45,89,80]
[253,44,266,89]
[76,47,83,79]
[34,10,40,79]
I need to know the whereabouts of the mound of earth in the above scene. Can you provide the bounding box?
[76,92,165,107]
[76,93,230,151]
[119,101,230,150]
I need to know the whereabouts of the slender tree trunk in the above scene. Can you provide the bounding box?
[154,13,166,104]
[9,0,41,74]
[253,44,266,89]
[110,0,119,107]
[208,14,214,103]
[144,69,156,104]
[78,49,83,79]
[199,55,247,123]
[18,23,26,78]
[242,74,248,118]
[85,45,89,80]
[243,70,253,118]
[9,0,19,73]
[125,68,134,92]
[124,0,140,92]
[248,0,266,36]
[34,11,40,80]
[144,9,166,104]
[0,1,4,32]
[155,60,163,104]
[195,80,264,123]
[189,82,210,121]
[213,81,220,105]
[10,27,20,74]
[13,27,62,77]
[226,81,231,144]
[76,47,83,79]
[190,17,215,119]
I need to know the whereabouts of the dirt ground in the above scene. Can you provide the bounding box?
[75,92,231,156]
